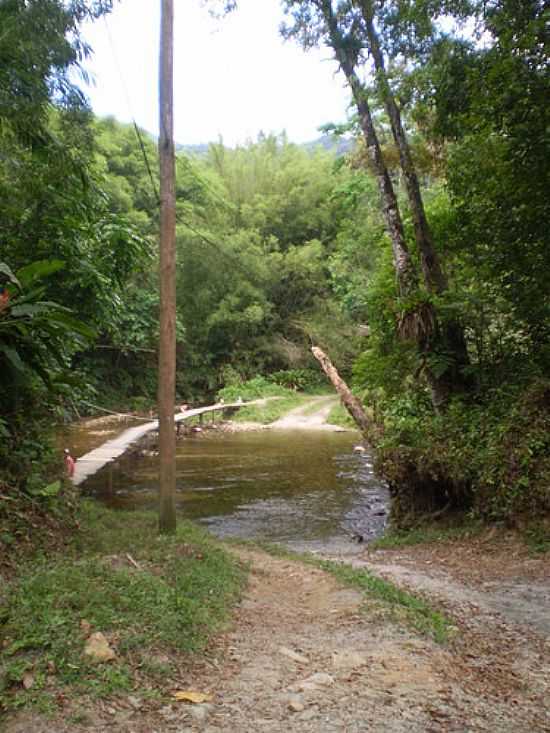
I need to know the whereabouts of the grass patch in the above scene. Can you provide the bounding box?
[369,521,483,550]
[233,393,311,424]
[218,376,327,425]
[326,402,357,429]
[243,540,452,644]
[523,522,550,554]
[312,557,451,643]
[0,502,246,713]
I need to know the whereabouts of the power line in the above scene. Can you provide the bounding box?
[177,216,267,285]
[100,17,258,282]
[102,15,160,205]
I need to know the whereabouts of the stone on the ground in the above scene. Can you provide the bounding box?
[331,650,368,670]
[296,672,335,692]
[288,696,305,712]
[83,632,116,663]
[278,646,309,664]
[298,707,319,722]
[189,704,213,723]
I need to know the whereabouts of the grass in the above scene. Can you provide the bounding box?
[218,376,330,425]
[232,393,312,424]
[326,402,358,429]
[522,522,550,554]
[0,502,247,713]
[241,540,452,644]
[369,521,484,550]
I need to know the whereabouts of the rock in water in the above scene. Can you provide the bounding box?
[84,632,116,663]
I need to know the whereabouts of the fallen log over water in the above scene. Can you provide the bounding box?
[311,346,370,437]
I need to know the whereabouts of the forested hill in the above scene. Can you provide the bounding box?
[0,0,548,534]
[178,134,354,158]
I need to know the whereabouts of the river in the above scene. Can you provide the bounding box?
[75,423,389,554]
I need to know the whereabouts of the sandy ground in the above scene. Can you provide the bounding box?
[267,396,343,431]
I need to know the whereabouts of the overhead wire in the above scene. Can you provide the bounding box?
[100,17,262,284]
[102,15,160,205]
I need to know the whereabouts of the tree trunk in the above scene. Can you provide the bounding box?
[320,0,458,409]
[311,346,370,436]
[358,0,448,295]
[158,0,177,534]
[357,0,470,383]
[320,0,416,298]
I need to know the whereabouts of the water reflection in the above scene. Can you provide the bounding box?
[84,429,389,552]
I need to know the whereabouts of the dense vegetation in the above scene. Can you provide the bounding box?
[1,0,548,536]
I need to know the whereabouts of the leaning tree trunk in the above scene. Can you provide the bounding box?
[312,347,371,436]
[320,0,416,299]
[358,0,470,383]
[358,0,447,295]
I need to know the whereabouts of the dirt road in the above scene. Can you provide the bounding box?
[268,396,342,431]
[8,536,548,733]
[6,404,549,732]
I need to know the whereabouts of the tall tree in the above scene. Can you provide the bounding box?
[283,1,417,301]
[158,0,177,534]
[354,0,447,293]
[282,0,463,406]
[353,0,470,385]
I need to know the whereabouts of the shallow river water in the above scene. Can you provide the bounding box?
[82,427,390,554]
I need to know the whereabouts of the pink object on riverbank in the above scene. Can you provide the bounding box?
[64,449,75,478]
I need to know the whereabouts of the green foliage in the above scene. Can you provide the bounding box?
[374,380,550,525]
[0,259,94,383]
[0,504,246,710]
[217,375,287,402]
[326,401,356,429]
[0,1,154,500]
[1,0,548,537]
[269,368,325,392]
[522,523,550,555]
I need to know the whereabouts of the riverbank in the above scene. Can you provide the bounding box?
[2,399,548,730]
[2,506,548,732]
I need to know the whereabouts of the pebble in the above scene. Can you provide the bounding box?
[297,672,335,692]
[299,707,319,722]
[288,697,305,713]
[332,650,368,670]
[278,646,310,664]
[189,704,213,723]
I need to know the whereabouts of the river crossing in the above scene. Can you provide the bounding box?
[62,404,390,553]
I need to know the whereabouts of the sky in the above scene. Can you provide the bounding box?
[80,0,353,147]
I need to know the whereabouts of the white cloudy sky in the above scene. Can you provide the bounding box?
[80,0,352,146]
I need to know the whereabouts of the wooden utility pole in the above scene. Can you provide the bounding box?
[158,0,177,533]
